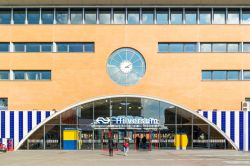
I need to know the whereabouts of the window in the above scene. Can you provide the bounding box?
[0,9,11,24]
[158,43,168,52]
[227,9,240,24]
[99,9,111,24]
[213,9,226,24]
[69,43,83,52]
[171,9,183,24]
[185,9,197,24]
[14,43,25,52]
[227,43,240,52]
[0,43,9,52]
[127,9,140,24]
[42,9,54,24]
[113,9,125,24]
[243,71,250,80]
[14,71,25,80]
[84,43,94,52]
[169,43,183,52]
[212,43,227,52]
[0,98,8,110]
[70,8,83,24]
[243,43,250,52]
[227,71,240,80]
[41,43,53,52]
[202,71,212,80]
[156,9,168,24]
[142,9,154,24]
[13,9,26,24]
[26,43,40,52]
[200,43,212,52]
[184,43,197,52]
[0,71,9,80]
[57,43,68,52]
[84,9,97,24]
[26,71,51,80]
[56,9,68,24]
[212,71,227,80]
[27,9,40,24]
[199,9,211,24]
[242,9,250,24]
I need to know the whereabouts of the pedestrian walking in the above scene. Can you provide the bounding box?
[108,138,114,157]
[123,138,129,156]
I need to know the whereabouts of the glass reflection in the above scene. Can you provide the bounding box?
[142,9,154,24]
[127,9,140,24]
[185,9,197,24]
[99,9,111,24]
[56,9,68,24]
[199,9,211,24]
[27,9,40,24]
[171,9,183,24]
[113,9,125,24]
[13,9,26,24]
[242,9,250,24]
[70,9,83,24]
[85,9,97,24]
[227,9,240,24]
[42,9,54,24]
[156,9,168,24]
[0,9,11,24]
[213,9,226,24]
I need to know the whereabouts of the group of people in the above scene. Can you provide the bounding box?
[108,138,129,157]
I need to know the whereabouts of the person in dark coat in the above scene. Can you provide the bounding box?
[108,138,114,156]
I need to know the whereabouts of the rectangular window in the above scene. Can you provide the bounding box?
[84,9,97,24]
[99,9,111,24]
[213,9,226,24]
[0,9,11,24]
[13,8,26,24]
[185,9,197,24]
[0,71,9,80]
[199,9,212,24]
[127,9,140,24]
[212,71,227,80]
[14,71,25,80]
[170,9,183,24]
[26,43,40,52]
[243,43,250,52]
[227,9,240,24]
[41,43,53,52]
[243,71,250,80]
[26,71,39,80]
[200,43,212,52]
[0,43,9,52]
[42,8,54,24]
[56,8,68,24]
[169,43,183,52]
[227,43,240,52]
[70,8,83,24]
[69,43,83,52]
[158,43,168,52]
[202,71,212,80]
[27,9,40,24]
[242,9,250,24]
[212,43,227,52]
[41,71,51,80]
[113,9,125,24]
[84,43,94,52]
[0,98,8,110]
[142,9,154,24]
[57,43,68,52]
[156,8,168,24]
[14,43,25,52]
[227,71,240,80]
[184,43,197,52]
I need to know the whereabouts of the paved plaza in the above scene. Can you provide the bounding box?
[0,150,250,166]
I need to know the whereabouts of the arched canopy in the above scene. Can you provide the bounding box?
[16,95,238,150]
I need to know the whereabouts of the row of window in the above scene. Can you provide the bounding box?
[0,70,51,80]
[0,43,94,52]
[158,42,250,53]
[202,70,250,80]
[0,8,250,25]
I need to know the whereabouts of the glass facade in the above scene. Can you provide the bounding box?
[19,97,233,150]
[0,7,250,25]
[0,70,51,81]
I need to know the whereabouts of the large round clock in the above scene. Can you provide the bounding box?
[107,48,146,86]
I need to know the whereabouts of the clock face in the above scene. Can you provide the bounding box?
[107,48,146,86]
